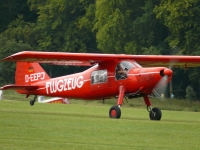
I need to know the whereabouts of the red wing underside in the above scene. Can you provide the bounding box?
[3,51,200,67]
[0,84,38,90]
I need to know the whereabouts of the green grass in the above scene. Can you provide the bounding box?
[1,99,200,150]
[3,90,200,112]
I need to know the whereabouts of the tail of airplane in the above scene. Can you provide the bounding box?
[0,62,50,93]
[15,62,50,85]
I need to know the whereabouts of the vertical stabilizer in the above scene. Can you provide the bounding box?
[15,62,50,85]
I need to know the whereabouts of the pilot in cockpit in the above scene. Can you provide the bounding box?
[116,63,127,80]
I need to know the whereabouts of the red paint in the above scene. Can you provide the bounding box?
[143,96,151,106]
[117,86,125,106]
[2,51,200,113]
[111,110,116,117]
[1,53,174,102]
[163,68,173,77]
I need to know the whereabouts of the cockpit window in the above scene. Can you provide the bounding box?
[115,61,141,80]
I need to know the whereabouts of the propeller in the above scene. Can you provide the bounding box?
[153,68,173,101]
[153,47,180,100]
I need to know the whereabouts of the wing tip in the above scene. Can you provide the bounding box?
[2,51,31,61]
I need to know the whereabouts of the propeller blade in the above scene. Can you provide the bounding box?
[153,76,168,100]
[153,68,172,100]
[168,59,177,69]
[153,59,175,100]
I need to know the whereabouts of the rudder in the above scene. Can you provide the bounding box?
[15,62,50,85]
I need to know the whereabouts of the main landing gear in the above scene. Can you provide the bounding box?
[109,105,121,118]
[108,87,162,120]
[148,107,162,120]
[109,86,124,119]
[144,95,162,120]
[30,95,37,106]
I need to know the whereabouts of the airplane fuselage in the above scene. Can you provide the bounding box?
[26,61,171,100]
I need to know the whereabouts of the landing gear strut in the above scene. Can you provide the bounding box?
[109,86,125,119]
[144,96,162,120]
[30,95,37,106]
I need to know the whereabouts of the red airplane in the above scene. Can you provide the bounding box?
[1,51,200,120]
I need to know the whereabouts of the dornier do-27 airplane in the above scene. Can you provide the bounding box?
[2,51,200,121]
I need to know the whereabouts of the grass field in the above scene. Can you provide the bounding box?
[1,97,200,150]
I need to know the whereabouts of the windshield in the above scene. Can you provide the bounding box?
[120,61,139,70]
[132,61,142,68]
[115,61,138,80]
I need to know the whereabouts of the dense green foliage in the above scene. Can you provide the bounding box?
[0,0,200,99]
[186,85,197,101]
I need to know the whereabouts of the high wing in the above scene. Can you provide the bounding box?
[3,51,200,67]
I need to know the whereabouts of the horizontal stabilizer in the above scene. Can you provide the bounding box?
[0,84,38,90]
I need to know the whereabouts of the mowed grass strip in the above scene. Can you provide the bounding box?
[0,100,200,150]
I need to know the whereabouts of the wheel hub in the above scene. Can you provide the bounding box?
[111,110,116,117]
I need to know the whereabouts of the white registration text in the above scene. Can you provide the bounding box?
[25,72,45,82]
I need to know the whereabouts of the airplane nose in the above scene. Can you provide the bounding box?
[163,68,173,77]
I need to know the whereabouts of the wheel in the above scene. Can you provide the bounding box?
[149,107,162,120]
[109,106,121,119]
[30,100,34,106]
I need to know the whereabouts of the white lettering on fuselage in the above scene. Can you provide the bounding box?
[25,72,45,82]
[45,76,84,94]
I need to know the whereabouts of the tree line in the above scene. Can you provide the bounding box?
[0,0,200,100]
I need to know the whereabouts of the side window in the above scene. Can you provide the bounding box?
[91,70,107,84]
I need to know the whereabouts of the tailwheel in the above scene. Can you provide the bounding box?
[149,107,162,121]
[30,100,35,106]
[30,95,37,106]
[109,106,121,119]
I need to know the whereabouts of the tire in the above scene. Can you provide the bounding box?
[30,100,34,106]
[149,107,162,120]
[109,106,121,119]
